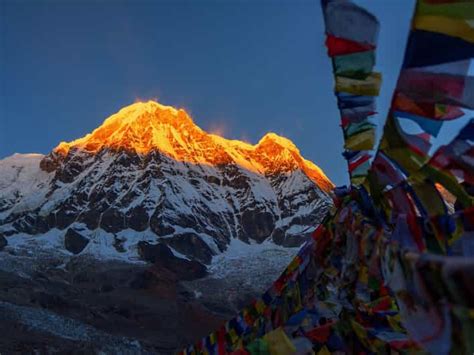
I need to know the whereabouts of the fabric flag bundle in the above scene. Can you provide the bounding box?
[365,0,474,257]
[182,1,474,354]
[322,0,382,186]
[370,0,474,193]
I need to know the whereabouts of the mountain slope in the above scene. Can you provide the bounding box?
[0,100,334,352]
[0,101,333,266]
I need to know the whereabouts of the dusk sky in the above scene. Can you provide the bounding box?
[2,0,463,186]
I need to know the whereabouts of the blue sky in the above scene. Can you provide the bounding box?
[2,0,457,186]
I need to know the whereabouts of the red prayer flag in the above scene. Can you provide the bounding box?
[325,35,375,57]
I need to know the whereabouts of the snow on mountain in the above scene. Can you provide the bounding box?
[0,101,333,272]
[0,154,52,219]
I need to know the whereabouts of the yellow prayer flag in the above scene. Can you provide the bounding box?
[387,314,405,332]
[317,346,331,355]
[335,72,382,96]
[344,129,376,151]
[255,299,266,314]
[414,15,474,43]
[229,328,239,344]
[351,175,366,186]
[263,327,296,355]
[359,265,369,284]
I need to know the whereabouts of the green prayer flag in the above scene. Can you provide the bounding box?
[334,51,376,79]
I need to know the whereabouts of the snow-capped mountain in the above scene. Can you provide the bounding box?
[0,101,333,266]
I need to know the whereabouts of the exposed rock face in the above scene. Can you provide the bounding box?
[0,234,6,251]
[0,101,333,265]
[137,241,175,263]
[164,234,215,265]
[137,241,208,280]
[241,210,275,243]
[64,229,89,254]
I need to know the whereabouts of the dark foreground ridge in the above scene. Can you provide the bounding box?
[0,256,223,354]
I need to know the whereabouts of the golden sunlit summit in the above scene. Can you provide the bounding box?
[54,101,333,191]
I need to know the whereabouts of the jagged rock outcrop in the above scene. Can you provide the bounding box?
[0,234,7,251]
[64,229,89,254]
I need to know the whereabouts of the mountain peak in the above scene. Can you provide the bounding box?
[114,100,181,121]
[50,100,333,191]
[258,133,299,152]
[97,100,193,129]
[54,100,197,156]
